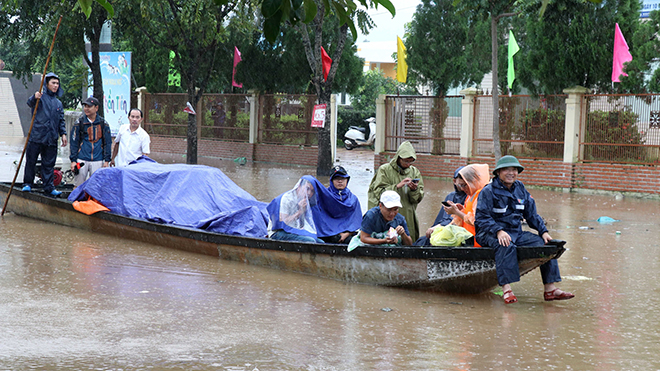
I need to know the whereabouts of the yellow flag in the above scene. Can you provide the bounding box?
[397,36,407,83]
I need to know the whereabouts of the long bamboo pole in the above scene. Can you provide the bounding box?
[2,15,64,216]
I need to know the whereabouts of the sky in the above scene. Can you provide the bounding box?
[355,0,422,63]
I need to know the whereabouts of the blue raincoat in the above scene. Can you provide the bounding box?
[267,175,363,239]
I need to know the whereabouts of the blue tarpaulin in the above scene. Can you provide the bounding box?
[68,161,269,237]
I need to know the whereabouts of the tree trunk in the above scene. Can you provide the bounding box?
[186,87,197,164]
[491,16,501,160]
[316,90,332,176]
[87,15,106,115]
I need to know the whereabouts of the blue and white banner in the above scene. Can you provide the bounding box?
[640,0,660,18]
[87,52,131,135]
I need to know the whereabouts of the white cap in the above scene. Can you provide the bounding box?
[380,190,402,208]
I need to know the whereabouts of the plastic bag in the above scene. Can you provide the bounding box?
[429,225,473,247]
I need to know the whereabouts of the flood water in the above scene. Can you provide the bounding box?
[1,147,660,370]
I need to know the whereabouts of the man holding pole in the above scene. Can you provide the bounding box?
[22,72,68,196]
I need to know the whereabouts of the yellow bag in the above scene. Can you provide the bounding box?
[429,225,473,246]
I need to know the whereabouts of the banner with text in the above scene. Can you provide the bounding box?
[87,52,132,135]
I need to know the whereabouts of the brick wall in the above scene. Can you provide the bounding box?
[374,152,660,194]
[574,163,660,195]
[150,136,318,166]
[254,143,318,166]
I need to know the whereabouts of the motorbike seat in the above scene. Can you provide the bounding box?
[349,126,366,133]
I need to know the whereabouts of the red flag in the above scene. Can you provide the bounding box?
[321,47,332,82]
[183,102,196,115]
[232,46,243,88]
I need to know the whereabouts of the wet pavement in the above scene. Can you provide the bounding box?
[1,145,660,369]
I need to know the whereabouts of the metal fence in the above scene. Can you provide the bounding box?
[257,94,318,146]
[142,92,317,145]
[201,94,250,142]
[473,95,566,159]
[143,93,189,137]
[384,95,462,155]
[581,94,660,164]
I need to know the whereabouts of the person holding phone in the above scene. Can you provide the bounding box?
[443,164,490,247]
[413,167,467,246]
[367,141,424,241]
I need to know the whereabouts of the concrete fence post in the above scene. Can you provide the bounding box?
[562,86,591,163]
[135,87,148,118]
[374,94,386,154]
[248,90,258,144]
[459,87,480,159]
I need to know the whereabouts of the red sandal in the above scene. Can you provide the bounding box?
[503,289,517,304]
[544,289,575,301]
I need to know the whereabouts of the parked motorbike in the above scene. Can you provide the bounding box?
[344,117,376,150]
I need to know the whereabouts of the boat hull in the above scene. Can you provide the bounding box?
[0,184,565,294]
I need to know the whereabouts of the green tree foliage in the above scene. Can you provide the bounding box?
[351,69,416,113]
[454,0,518,159]
[621,10,660,92]
[236,16,364,94]
[405,0,491,96]
[258,0,395,43]
[519,0,641,94]
[114,0,243,164]
[1,0,112,111]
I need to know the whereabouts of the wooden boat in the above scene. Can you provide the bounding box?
[0,183,565,294]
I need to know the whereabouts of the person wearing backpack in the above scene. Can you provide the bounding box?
[69,96,112,187]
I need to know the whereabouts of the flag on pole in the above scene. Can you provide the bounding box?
[507,30,520,90]
[321,47,332,81]
[232,46,243,88]
[612,23,633,83]
[396,36,407,83]
[184,102,196,115]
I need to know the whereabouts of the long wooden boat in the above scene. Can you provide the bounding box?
[0,183,565,294]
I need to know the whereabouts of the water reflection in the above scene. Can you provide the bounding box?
[1,150,659,369]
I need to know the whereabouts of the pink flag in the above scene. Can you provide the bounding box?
[612,23,633,83]
[232,46,243,88]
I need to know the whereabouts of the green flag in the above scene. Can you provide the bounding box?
[507,30,520,90]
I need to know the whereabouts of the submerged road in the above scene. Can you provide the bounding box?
[1,146,659,369]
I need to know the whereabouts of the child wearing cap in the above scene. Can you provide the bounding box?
[359,190,412,246]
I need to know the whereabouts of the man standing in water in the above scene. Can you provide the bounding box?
[475,155,574,304]
[111,108,151,167]
[69,96,112,187]
[367,141,424,241]
[22,72,68,196]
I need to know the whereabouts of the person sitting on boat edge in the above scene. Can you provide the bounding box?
[358,190,412,246]
[367,141,424,242]
[414,166,467,246]
[318,166,362,244]
[443,164,490,247]
[267,177,324,243]
[475,155,574,304]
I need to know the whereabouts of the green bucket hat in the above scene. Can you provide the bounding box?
[493,155,524,175]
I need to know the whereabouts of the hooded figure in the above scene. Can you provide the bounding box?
[22,72,68,196]
[432,166,467,227]
[445,164,490,246]
[320,166,363,243]
[367,141,424,241]
[267,175,363,244]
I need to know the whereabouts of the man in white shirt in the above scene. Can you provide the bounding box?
[111,108,151,167]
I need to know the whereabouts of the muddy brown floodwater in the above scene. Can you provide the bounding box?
[1,147,659,370]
